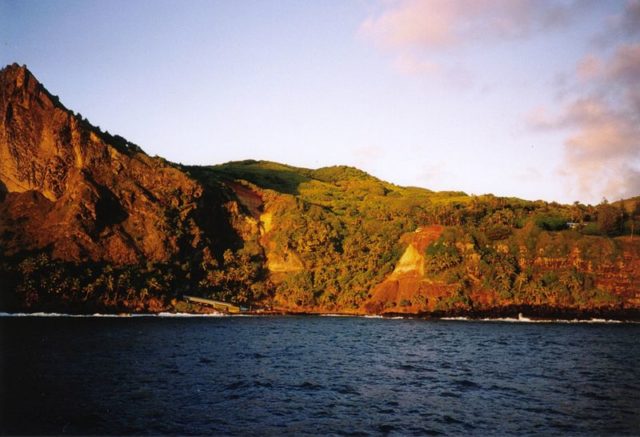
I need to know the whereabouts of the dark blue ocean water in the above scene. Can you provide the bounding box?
[1,316,639,435]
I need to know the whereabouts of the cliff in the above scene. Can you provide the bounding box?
[1,64,639,318]
[0,64,243,264]
[0,64,253,312]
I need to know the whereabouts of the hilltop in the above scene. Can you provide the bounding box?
[1,64,639,318]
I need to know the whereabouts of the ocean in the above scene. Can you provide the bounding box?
[1,315,639,435]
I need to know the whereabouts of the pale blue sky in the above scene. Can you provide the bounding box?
[2,0,638,204]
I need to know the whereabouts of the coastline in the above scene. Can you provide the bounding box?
[2,305,640,323]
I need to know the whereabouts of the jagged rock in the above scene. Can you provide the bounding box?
[0,64,236,265]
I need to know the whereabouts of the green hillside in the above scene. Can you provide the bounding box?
[186,160,640,312]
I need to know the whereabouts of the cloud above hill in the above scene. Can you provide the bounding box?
[360,0,576,50]
[530,42,640,202]
[361,0,639,203]
[359,0,582,78]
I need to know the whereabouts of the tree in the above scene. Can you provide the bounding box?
[570,201,586,223]
[596,203,623,236]
[630,202,640,238]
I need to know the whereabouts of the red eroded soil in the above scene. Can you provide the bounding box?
[226,181,263,219]
[399,225,445,252]
[362,225,448,314]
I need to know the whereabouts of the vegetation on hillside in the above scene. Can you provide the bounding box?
[2,64,637,316]
[201,161,639,311]
[1,159,639,314]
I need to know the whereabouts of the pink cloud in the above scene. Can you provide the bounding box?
[530,43,640,202]
[359,0,586,83]
[576,55,601,82]
[608,43,640,87]
[360,0,580,51]
[621,0,640,36]
[392,52,441,75]
[595,0,640,45]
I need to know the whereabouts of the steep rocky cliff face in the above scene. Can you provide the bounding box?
[0,64,236,265]
[0,64,257,312]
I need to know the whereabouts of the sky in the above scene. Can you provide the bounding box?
[1,0,639,204]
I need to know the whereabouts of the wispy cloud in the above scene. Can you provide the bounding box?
[529,40,640,202]
[361,0,577,49]
[360,0,583,78]
[360,0,638,202]
[392,52,440,76]
[593,0,640,46]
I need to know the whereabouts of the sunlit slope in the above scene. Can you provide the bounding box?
[197,160,640,315]
[2,64,639,316]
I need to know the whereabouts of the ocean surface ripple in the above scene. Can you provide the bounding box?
[1,316,639,435]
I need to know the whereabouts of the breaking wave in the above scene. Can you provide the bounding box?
[0,312,226,318]
[440,316,630,324]
[0,312,634,323]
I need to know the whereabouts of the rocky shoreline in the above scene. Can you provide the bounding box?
[3,304,640,322]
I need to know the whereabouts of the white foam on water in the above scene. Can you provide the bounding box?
[0,311,226,318]
[0,312,123,318]
[0,312,636,323]
[156,312,226,318]
[441,316,631,324]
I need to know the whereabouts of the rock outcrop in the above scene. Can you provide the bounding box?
[0,64,235,265]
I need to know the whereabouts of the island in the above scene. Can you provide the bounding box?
[1,64,639,320]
